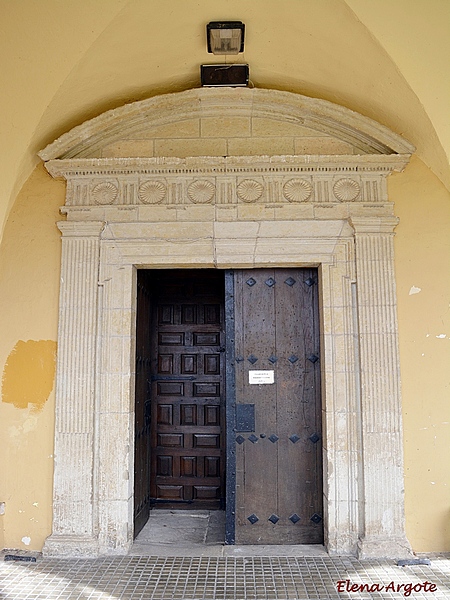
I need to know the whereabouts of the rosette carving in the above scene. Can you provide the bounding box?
[138,180,166,204]
[333,178,360,202]
[91,182,118,205]
[237,179,264,203]
[187,180,215,204]
[283,178,313,202]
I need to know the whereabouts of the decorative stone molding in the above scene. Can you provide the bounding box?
[283,178,313,202]
[138,180,166,204]
[46,155,408,212]
[237,179,264,203]
[91,181,118,205]
[333,178,360,202]
[41,87,414,559]
[187,179,215,204]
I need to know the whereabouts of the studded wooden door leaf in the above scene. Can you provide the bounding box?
[234,268,323,544]
[149,270,225,509]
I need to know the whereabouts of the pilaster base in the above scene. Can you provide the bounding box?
[358,535,413,560]
[43,535,99,558]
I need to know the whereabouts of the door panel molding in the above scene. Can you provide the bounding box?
[144,270,226,510]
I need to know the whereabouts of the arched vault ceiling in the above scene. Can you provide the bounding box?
[345,0,450,178]
[1,0,448,240]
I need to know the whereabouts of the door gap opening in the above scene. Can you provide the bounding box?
[134,269,226,539]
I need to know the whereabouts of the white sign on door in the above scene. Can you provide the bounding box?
[248,370,275,385]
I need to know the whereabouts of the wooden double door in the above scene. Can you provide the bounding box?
[134,268,323,544]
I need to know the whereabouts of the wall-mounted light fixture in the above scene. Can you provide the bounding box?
[202,20,248,87]
[206,21,245,55]
[201,64,249,87]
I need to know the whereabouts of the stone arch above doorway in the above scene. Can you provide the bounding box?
[39,87,415,161]
[41,87,414,559]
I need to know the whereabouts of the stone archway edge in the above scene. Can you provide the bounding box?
[39,88,415,161]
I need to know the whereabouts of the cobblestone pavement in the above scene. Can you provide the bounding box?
[1,554,450,600]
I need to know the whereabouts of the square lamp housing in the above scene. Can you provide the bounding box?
[201,64,249,87]
[207,21,245,55]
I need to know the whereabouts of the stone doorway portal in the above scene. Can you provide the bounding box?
[39,87,414,558]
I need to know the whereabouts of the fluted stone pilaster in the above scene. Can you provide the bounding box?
[351,216,412,559]
[43,221,104,557]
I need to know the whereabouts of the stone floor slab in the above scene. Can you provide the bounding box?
[1,554,449,599]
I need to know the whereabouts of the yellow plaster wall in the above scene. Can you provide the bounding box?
[392,156,450,552]
[2,341,57,411]
[0,0,129,242]
[346,0,450,180]
[0,165,64,551]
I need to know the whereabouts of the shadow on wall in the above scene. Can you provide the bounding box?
[2,340,57,411]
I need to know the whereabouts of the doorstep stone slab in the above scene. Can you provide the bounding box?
[222,544,328,557]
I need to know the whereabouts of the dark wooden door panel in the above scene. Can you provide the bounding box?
[134,272,153,537]
[234,268,323,544]
[150,270,226,509]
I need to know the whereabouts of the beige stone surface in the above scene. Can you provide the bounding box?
[154,138,227,157]
[274,204,315,220]
[131,119,200,140]
[201,117,251,138]
[39,88,415,161]
[295,137,355,154]
[251,117,321,138]
[102,140,154,158]
[228,137,295,156]
[214,205,239,222]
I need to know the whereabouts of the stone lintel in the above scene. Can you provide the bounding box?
[44,154,411,180]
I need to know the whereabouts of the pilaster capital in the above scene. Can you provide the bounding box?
[57,221,105,237]
[349,216,399,234]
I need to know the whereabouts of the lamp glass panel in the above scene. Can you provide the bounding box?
[209,28,242,54]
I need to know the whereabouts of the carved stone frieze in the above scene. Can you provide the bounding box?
[333,178,361,202]
[187,179,215,204]
[237,179,264,203]
[283,178,313,202]
[91,181,118,205]
[138,180,166,204]
[47,155,408,212]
